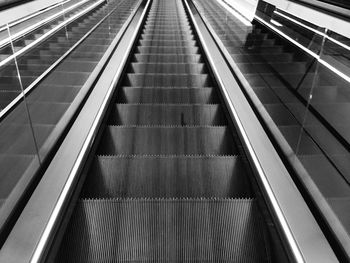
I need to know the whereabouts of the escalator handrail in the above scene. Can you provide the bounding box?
[0,0,104,74]
[0,0,105,122]
[0,0,150,262]
[289,0,350,20]
[0,0,93,49]
[0,0,132,247]
[0,0,73,30]
[0,0,118,122]
[185,0,338,262]
[253,15,350,83]
[0,0,33,10]
[200,0,350,260]
[272,10,350,52]
[0,0,103,67]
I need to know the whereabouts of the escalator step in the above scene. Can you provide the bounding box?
[54,0,273,261]
[136,46,199,54]
[97,126,237,155]
[109,104,226,125]
[82,155,251,198]
[129,63,206,74]
[117,86,218,103]
[140,33,195,41]
[139,39,196,46]
[144,26,191,31]
[57,198,268,263]
[142,29,193,35]
[124,73,211,87]
[134,54,202,63]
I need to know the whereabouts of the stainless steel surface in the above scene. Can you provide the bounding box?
[0,0,340,261]
[263,0,350,39]
[54,0,272,261]
[0,0,139,245]
[0,0,120,120]
[186,0,338,262]
[192,0,350,260]
[0,0,148,261]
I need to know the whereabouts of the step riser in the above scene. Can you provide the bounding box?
[136,46,199,54]
[124,74,211,87]
[83,156,251,198]
[110,104,226,125]
[134,54,202,63]
[129,63,206,74]
[98,127,237,155]
[117,87,218,104]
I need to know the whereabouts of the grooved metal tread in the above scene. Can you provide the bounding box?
[57,198,269,263]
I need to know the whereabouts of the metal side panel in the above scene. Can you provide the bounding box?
[0,0,150,262]
[184,0,338,262]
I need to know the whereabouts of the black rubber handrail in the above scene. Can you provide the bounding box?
[290,0,350,20]
[0,0,33,11]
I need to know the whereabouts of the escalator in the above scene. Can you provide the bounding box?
[53,0,275,261]
[0,0,338,262]
[0,0,139,245]
[1,0,111,110]
[192,0,350,260]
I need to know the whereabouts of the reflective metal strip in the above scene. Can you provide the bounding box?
[0,0,123,121]
[254,15,350,83]
[0,0,150,262]
[0,0,93,49]
[185,0,338,262]
[0,0,104,68]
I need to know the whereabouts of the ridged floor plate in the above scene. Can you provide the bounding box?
[57,198,268,263]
